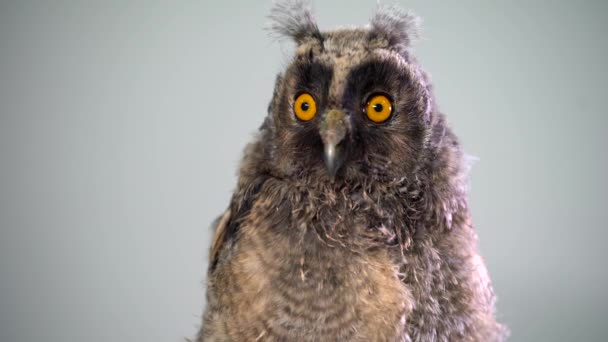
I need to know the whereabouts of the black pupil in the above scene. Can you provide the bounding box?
[300,102,309,111]
[373,103,383,112]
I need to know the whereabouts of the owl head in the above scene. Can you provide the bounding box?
[262,0,435,184]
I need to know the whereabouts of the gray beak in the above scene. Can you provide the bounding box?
[319,109,348,180]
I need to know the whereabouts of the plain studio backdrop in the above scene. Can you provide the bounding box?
[1,1,606,341]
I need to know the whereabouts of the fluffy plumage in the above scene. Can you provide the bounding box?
[197,1,507,341]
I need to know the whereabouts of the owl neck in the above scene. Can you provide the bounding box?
[238,117,469,233]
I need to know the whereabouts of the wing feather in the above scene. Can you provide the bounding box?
[209,209,231,272]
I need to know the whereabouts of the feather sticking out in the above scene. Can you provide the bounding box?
[369,4,421,49]
[267,0,323,44]
[462,153,480,192]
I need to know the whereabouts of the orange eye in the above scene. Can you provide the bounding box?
[294,92,317,121]
[365,94,392,123]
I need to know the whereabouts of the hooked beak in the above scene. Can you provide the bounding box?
[319,109,348,180]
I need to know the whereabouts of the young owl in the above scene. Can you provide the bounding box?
[197,1,507,341]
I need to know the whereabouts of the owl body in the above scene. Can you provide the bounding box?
[198,2,506,341]
[204,181,410,341]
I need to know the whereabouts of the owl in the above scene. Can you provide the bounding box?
[197,1,507,341]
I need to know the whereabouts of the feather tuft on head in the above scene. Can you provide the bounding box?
[267,0,322,44]
[369,5,421,49]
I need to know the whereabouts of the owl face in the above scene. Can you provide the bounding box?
[267,3,431,183]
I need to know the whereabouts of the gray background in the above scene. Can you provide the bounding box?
[1,1,606,341]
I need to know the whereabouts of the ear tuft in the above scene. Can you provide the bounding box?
[267,0,322,44]
[369,5,421,49]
